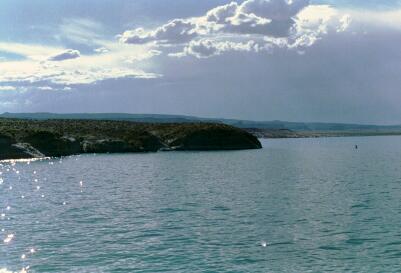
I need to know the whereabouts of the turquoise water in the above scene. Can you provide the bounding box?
[1,136,401,272]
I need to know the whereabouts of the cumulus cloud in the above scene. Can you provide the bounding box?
[120,0,314,43]
[228,0,309,37]
[240,0,309,23]
[289,5,352,48]
[119,19,199,44]
[119,0,351,58]
[216,0,310,37]
[205,2,238,24]
[171,39,271,58]
[222,11,272,35]
[48,49,81,61]
[120,0,311,44]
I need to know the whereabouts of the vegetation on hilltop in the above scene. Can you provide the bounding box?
[0,119,262,160]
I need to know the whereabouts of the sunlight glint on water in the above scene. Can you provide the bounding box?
[0,159,47,273]
[0,137,401,272]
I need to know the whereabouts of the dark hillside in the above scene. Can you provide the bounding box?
[0,119,261,160]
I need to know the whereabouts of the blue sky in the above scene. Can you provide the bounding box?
[0,0,401,124]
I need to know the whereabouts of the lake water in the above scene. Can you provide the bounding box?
[1,136,401,272]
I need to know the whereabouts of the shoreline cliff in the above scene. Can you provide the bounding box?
[0,119,262,160]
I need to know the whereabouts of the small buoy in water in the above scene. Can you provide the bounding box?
[355,145,358,149]
[261,241,268,247]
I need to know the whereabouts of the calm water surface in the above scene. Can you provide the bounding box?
[1,136,401,272]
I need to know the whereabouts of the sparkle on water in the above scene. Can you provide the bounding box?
[1,136,401,272]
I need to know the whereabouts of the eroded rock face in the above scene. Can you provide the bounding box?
[0,134,36,160]
[82,139,131,153]
[12,143,45,158]
[82,132,165,153]
[22,132,81,157]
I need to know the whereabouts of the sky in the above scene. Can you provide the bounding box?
[0,0,401,124]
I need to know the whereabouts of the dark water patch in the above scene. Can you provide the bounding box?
[345,238,378,245]
[211,205,231,211]
[154,207,190,214]
[351,203,370,209]
[361,216,380,222]
[318,245,344,251]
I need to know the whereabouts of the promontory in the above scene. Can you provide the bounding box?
[0,119,262,160]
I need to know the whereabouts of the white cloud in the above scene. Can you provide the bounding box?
[119,19,199,44]
[222,11,272,35]
[37,86,54,90]
[0,86,17,91]
[170,39,220,58]
[120,0,312,43]
[171,39,271,58]
[119,0,351,58]
[290,5,351,48]
[0,42,62,61]
[0,58,158,86]
[48,49,81,61]
[0,1,356,91]
[94,47,110,54]
[206,2,239,24]
[0,41,161,87]
[237,0,309,36]
[338,15,352,32]
[204,0,310,37]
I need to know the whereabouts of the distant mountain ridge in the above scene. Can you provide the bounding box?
[1,112,401,132]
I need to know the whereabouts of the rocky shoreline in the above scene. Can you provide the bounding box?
[0,119,262,160]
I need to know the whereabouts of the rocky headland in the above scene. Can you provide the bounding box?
[0,119,262,160]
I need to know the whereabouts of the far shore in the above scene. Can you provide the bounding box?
[244,128,401,139]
